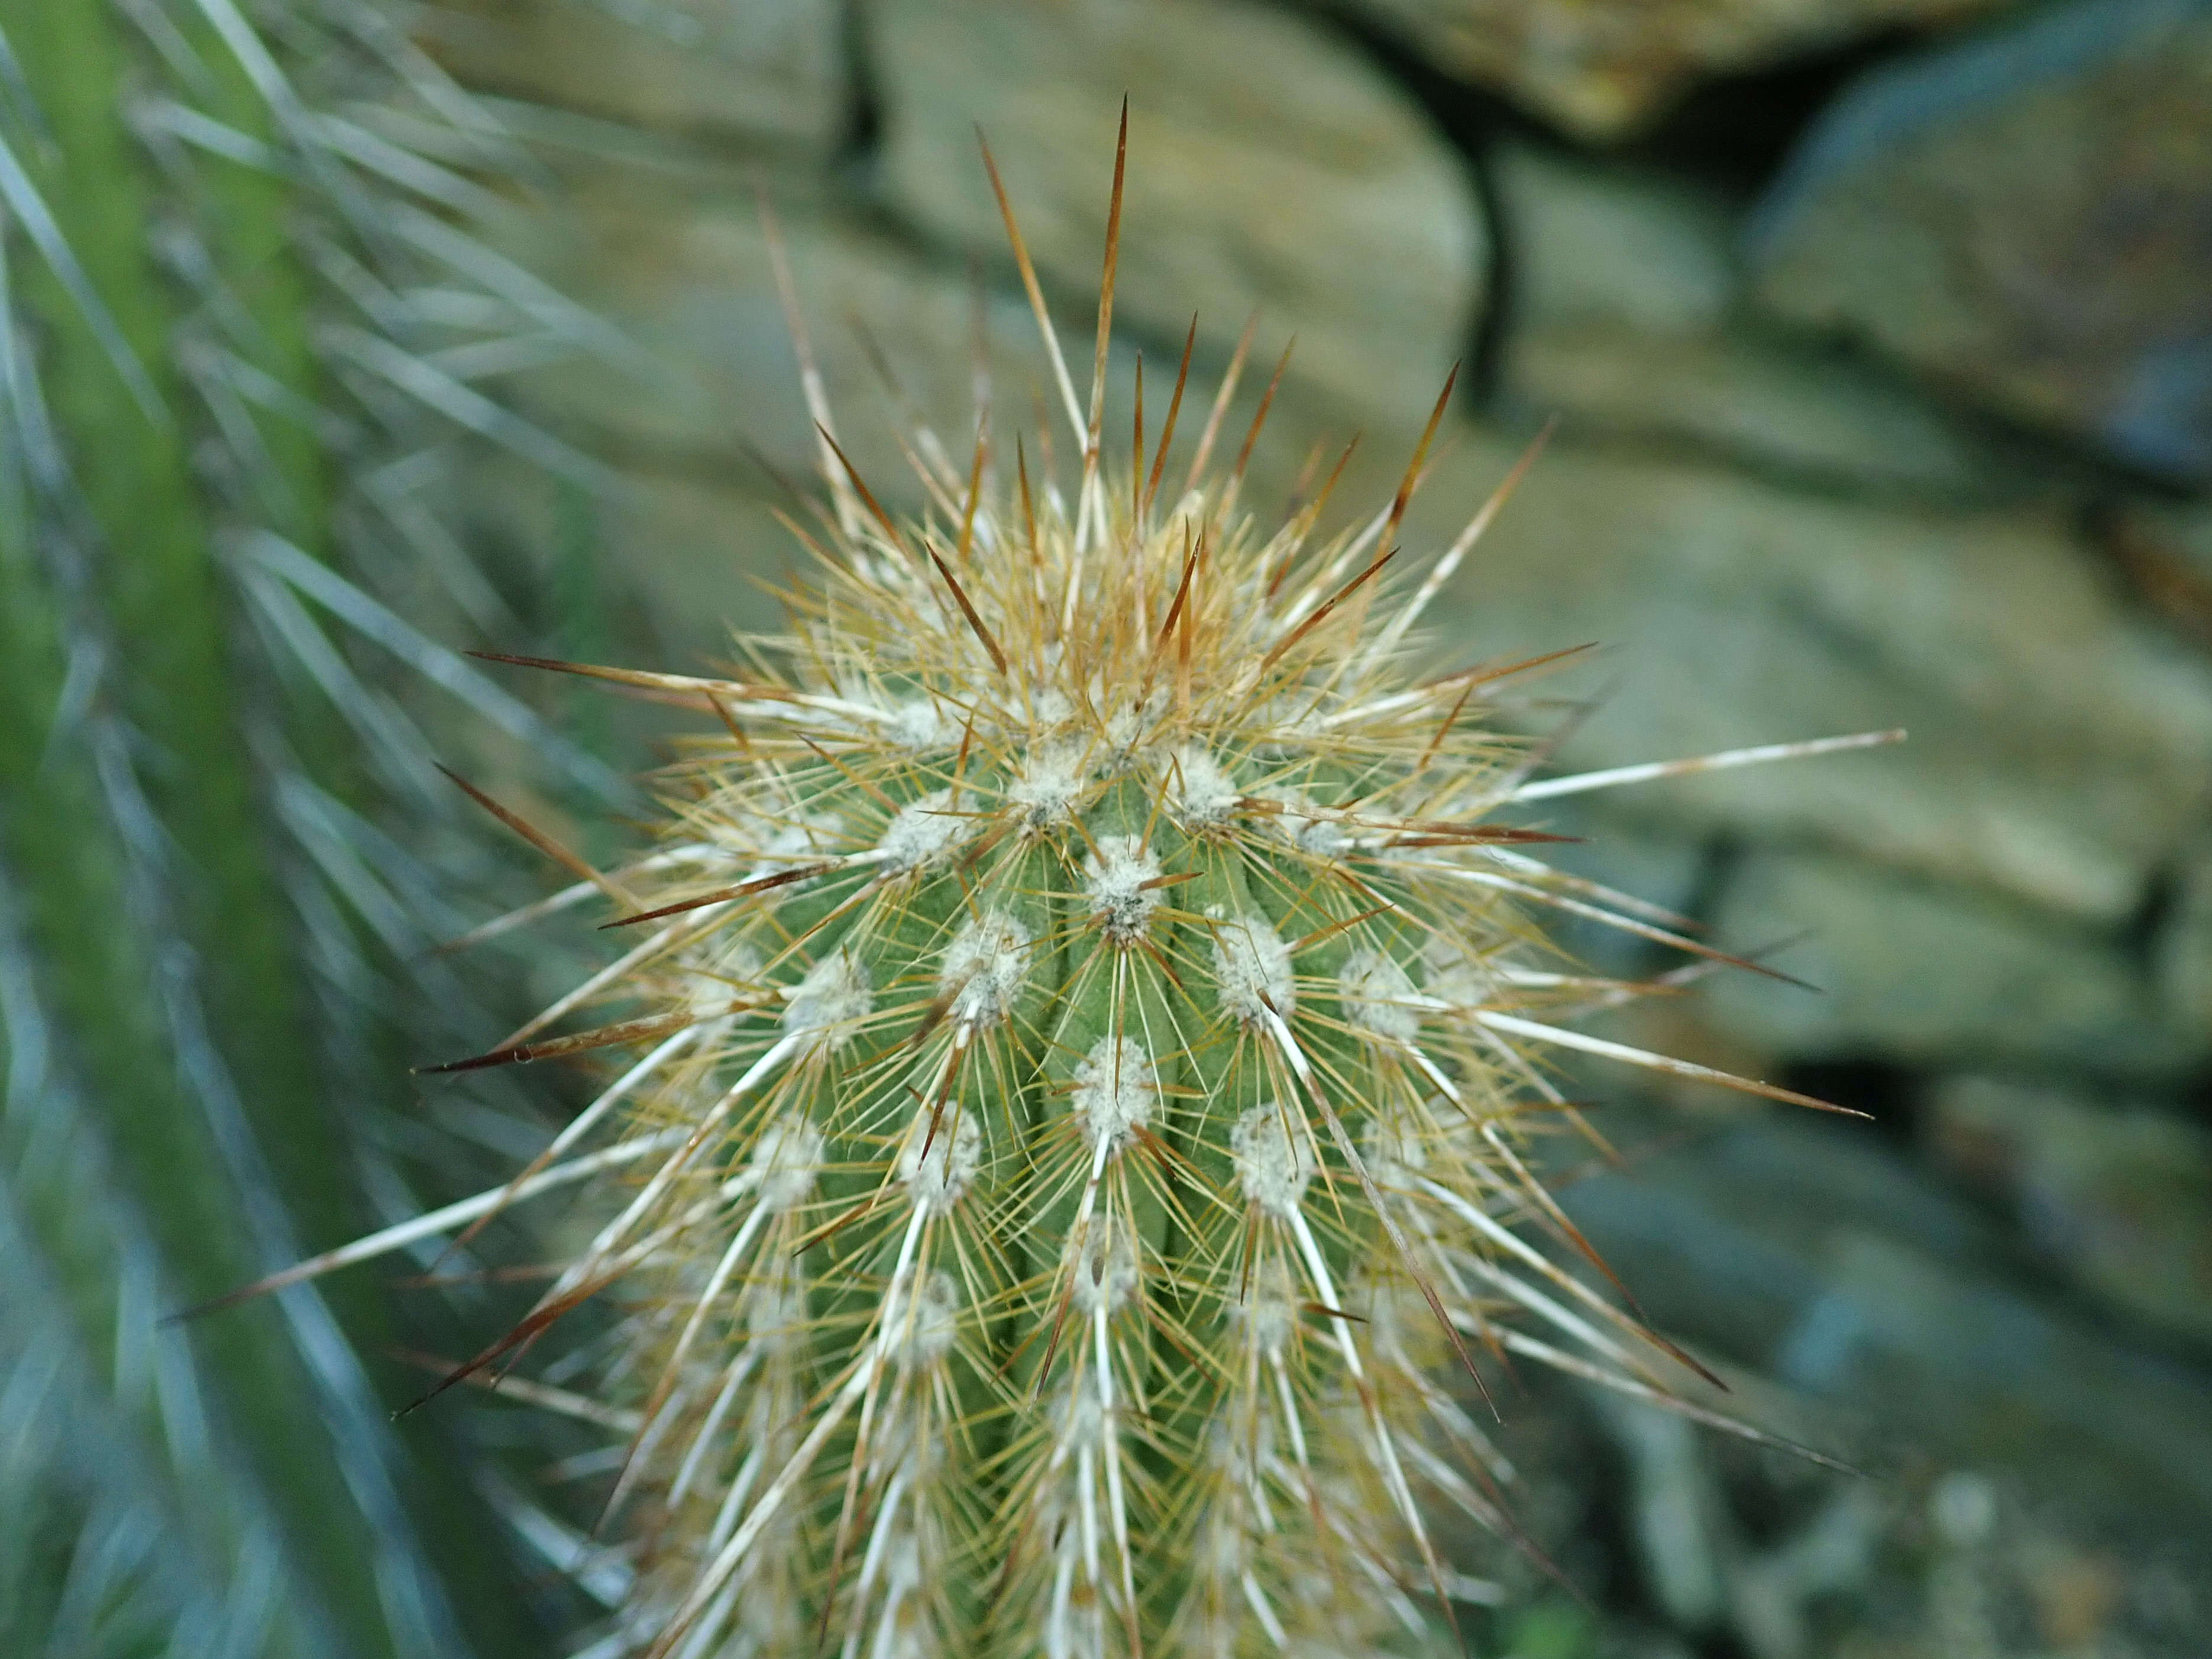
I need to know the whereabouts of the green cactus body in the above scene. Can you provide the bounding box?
[399,143,1882,1659]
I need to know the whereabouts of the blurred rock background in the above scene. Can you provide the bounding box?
[415,0,2212,1652]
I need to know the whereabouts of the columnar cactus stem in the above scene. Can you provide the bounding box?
[290,117,1894,1659]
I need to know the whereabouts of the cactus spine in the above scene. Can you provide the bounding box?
[390,124,1887,1659]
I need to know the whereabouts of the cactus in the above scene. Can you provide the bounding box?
[310,123,1892,1658]
[0,1,621,1652]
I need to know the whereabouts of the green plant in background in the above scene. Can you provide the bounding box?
[0,1,624,1652]
[295,129,1893,1657]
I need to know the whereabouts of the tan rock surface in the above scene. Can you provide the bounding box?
[1343,0,2013,140]
[1495,141,2034,499]
[1705,850,2197,1075]
[422,0,846,156]
[498,184,1056,497]
[1750,3,2212,482]
[484,182,1157,663]
[869,0,1482,428]
[1929,1076,2212,1347]
[1449,442,2212,925]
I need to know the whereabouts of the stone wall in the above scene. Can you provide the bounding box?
[416,1,2212,1652]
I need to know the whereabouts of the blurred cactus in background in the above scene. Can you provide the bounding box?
[0,1,622,1652]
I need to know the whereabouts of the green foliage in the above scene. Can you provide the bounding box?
[0,2,616,1652]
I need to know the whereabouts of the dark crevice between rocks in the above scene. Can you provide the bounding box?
[1529,413,2001,512]
[2184,1065,2212,1137]
[1287,2,1529,410]
[2121,863,2182,974]
[1779,1056,1923,1146]
[836,0,886,167]
[1461,137,1514,415]
[1288,7,1953,431]
[1621,32,1919,200]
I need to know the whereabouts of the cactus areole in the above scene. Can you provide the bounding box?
[284,115,1896,1659]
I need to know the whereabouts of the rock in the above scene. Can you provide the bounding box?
[1448,442,2212,926]
[1702,849,2197,1077]
[1928,1075,2212,1347]
[467,447,801,655]
[2124,497,2212,590]
[1521,1114,2212,1652]
[1559,1114,2212,1543]
[1338,0,2016,142]
[421,0,848,157]
[1584,1389,1731,1631]
[481,179,1169,665]
[1749,0,2212,484]
[1585,1382,1888,1658]
[1497,141,1738,340]
[497,179,1130,492]
[1513,328,2032,498]
[1495,141,2033,499]
[868,0,1483,429]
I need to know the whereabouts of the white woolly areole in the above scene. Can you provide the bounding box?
[1209,906,1297,1024]
[1030,685,1075,730]
[878,788,971,874]
[889,698,955,752]
[1339,948,1420,1042]
[1168,744,1241,829]
[782,950,872,1046]
[1069,1034,1155,1152]
[1259,694,1332,744]
[878,1269,959,1370]
[1069,1214,1139,1316]
[1008,741,1088,831]
[1083,835,1162,945]
[746,1118,824,1212]
[1048,1379,1108,1460]
[939,910,1031,1029]
[898,1105,982,1210]
[1099,687,1166,764]
[1231,1102,1313,1220]
[1287,812,1350,859]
